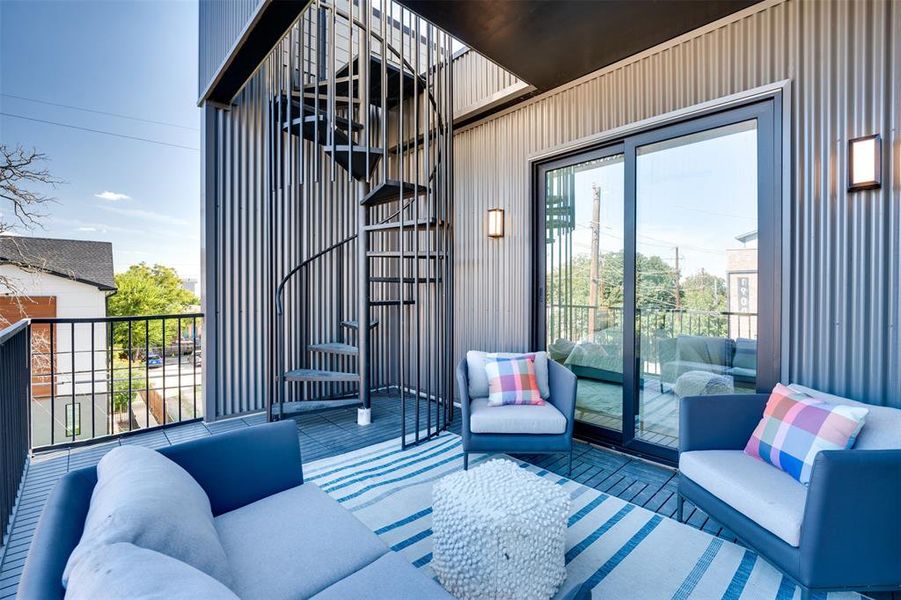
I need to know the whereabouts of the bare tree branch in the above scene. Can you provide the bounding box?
[0,144,63,303]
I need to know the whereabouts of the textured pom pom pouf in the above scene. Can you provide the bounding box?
[303,432,862,599]
[431,460,571,599]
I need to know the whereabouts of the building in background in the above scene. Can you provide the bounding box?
[726,231,758,341]
[0,236,116,445]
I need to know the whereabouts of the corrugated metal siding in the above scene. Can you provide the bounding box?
[199,0,264,98]
[452,50,527,116]
[453,0,901,408]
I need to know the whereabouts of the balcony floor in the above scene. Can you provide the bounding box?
[0,392,726,599]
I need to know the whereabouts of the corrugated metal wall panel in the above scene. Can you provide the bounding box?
[453,0,901,408]
[452,50,526,115]
[199,0,264,98]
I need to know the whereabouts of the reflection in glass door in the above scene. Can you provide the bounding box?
[634,121,759,448]
[544,153,625,434]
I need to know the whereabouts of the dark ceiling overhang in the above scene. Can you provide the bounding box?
[201,0,309,106]
[397,0,761,92]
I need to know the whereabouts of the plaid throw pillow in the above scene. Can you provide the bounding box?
[744,384,868,485]
[484,356,544,407]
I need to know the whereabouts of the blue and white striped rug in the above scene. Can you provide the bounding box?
[304,432,860,600]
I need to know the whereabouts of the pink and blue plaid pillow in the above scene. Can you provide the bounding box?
[484,356,544,407]
[744,384,868,485]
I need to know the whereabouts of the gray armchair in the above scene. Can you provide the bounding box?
[456,358,577,474]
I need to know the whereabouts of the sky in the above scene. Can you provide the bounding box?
[559,120,758,281]
[0,0,201,281]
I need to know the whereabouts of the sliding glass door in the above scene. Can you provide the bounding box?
[535,100,779,462]
[543,149,625,433]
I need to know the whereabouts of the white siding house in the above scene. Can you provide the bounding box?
[0,237,116,446]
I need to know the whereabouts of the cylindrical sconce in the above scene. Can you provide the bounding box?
[487,208,504,238]
[848,134,881,191]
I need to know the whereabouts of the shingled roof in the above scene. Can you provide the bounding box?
[0,236,117,291]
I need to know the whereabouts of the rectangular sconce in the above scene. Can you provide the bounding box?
[848,134,881,191]
[487,208,504,238]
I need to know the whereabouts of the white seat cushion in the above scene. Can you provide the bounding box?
[215,483,389,600]
[789,383,901,450]
[469,398,566,435]
[64,445,232,589]
[679,450,808,547]
[65,542,239,600]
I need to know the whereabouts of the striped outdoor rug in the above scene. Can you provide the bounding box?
[304,432,860,600]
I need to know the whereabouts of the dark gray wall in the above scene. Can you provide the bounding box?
[453,0,901,408]
[198,0,264,98]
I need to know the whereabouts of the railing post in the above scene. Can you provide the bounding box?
[357,183,371,425]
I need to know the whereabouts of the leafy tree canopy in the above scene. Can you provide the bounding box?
[107,264,198,358]
[108,263,197,317]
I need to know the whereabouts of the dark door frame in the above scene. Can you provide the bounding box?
[531,93,785,464]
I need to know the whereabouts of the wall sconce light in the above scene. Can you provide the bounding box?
[848,134,881,192]
[487,208,505,238]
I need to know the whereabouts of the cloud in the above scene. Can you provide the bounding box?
[94,191,131,202]
[97,205,190,227]
[77,226,97,232]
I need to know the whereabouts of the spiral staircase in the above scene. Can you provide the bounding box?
[269,1,453,447]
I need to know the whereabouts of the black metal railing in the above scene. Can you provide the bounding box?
[29,314,203,450]
[547,304,758,344]
[0,320,30,545]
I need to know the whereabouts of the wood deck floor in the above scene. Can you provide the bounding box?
[0,393,732,598]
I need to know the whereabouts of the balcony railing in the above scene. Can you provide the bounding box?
[0,320,30,545]
[547,305,758,343]
[9,313,205,451]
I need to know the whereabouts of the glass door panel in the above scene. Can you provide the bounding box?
[634,120,759,448]
[545,154,625,433]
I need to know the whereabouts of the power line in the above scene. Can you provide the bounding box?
[0,112,200,152]
[1,93,199,131]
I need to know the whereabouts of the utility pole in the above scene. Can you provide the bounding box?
[674,246,681,310]
[587,184,601,336]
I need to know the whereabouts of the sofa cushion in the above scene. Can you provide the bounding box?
[789,383,901,450]
[311,551,452,599]
[485,356,544,406]
[469,397,566,435]
[215,483,388,599]
[66,542,239,600]
[745,384,868,485]
[680,450,807,547]
[732,338,757,370]
[467,350,550,399]
[63,445,232,589]
[676,335,734,367]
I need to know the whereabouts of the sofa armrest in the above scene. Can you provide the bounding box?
[679,393,768,453]
[159,420,303,516]
[800,449,901,588]
[547,360,577,437]
[18,467,97,600]
[456,360,472,445]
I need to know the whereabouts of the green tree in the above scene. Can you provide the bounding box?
[107,264,198,359]
[681,269,727,313]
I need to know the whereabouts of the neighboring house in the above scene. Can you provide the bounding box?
[0,236,116,445]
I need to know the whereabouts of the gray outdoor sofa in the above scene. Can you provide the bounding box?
[677,385,901,599]
[17,420,452,600]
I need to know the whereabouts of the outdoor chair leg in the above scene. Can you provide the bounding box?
[676,494,685,522]
[463,452,469,470]
[567,449,573,477]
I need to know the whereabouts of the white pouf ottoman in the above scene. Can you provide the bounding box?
[431,459,571,600]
